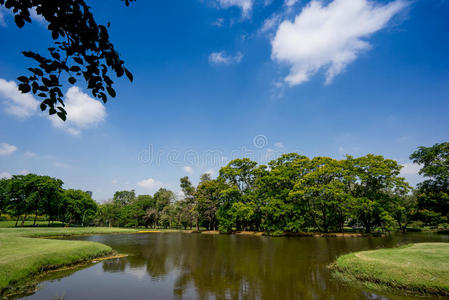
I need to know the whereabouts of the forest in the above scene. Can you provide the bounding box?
[1,142,448,234]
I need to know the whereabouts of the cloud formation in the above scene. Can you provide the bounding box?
[0,172,11,179]
[184,166,194,174]
[217,0,253,17]
[271,0,407,86]
[274,142,284,149]
[137,178,163,189]
[0,143,17,155]
[209,51,244,65]
[400,162,421,176]
[49,86,106,135]
[0,79,39,118]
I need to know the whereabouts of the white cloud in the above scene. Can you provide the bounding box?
[209,51,244,65]
[0,172,11,179]
[49,86,106,135]
[23,151,36,157]
[0,143,17,155]
[271,0,407,86]
[213,18,225,27]
[217,0,253,17]
[112,179,118,184]
[274,142,284,149]
[260,13,282,34]
[0,8,6,27]
[284,0,299,7]
[400,162,421,176]
[205,169,215,176]
[0,79,39,118]
[183,166,194,174]
[54,161,71,168]
[137,178,162,189]
[30,7,46,24]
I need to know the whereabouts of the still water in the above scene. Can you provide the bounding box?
[23,232,449,300]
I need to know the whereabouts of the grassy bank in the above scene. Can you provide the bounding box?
[332,243,449,296]
[0,227,137,293]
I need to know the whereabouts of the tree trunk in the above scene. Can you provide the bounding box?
[15,215,20,227]
[365,223,371,233]
[20,214,27,227]
[33,211,38,226]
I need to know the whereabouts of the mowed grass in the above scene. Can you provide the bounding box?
[0,226,137,292]
[333,243,449,296]
[0,220,64,228]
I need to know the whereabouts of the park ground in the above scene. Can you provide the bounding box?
[0,225,137,295]
[332,243,449,296]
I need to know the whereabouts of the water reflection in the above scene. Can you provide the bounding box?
[24,232,448,300]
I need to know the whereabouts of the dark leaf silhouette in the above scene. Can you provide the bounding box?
[0,0,134,121]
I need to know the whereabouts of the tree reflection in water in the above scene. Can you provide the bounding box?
[98,232,419,299]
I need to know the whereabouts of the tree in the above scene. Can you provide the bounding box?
[390,194,417,233]
[179,176,197,230]
[7,174,36,226]
[0,0,133,120]
[257,153,310,233]
[346,154,410,233]
[62,189,97,226]
[0,178,10,219]
[113,190,135,207]
[153,188,174,227]
[126,195,154,228]
[410,142,449,224]
[195,178,226,231]
[290,157,351,233]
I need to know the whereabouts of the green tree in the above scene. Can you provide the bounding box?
[113,190,136,207]
[257,153,310,233]
[153,188,174,227]
[290,157,351,233]
[0,178,9,218]
[195,178,226,230]
[62,189,98,226]
[346,154,410,233]
[410,142,449,224]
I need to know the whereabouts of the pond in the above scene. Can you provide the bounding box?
[22,232,449,300]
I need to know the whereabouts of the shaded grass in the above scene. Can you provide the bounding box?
[0,221,64,228]
[332,243,449,296]
[0,227,137,293]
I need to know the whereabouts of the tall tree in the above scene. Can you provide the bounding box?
[62,189,97,226]
[113,190,135,207]
[410,142,449,223]
[0,178,10,219]
[346,154,410,233]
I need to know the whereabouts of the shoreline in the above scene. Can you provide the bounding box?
[138,229,366,237]
[331,243,449,296]
[0,227,137,296]
[2,252,129,299]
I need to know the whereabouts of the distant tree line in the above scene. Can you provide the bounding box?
[0,174,97,226]
[1,143,447,233]
[94,142,449,234]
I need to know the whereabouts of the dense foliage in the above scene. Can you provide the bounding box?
[2,143,447,233]
[95,153,419,233]
[410,142,449,226]
[0,174,97,226]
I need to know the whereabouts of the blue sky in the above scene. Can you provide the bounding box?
[0,0,448,201]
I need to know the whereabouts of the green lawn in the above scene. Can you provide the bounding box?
[0,220,64,228]
[333,243,449,296]
[0,227,137,293]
